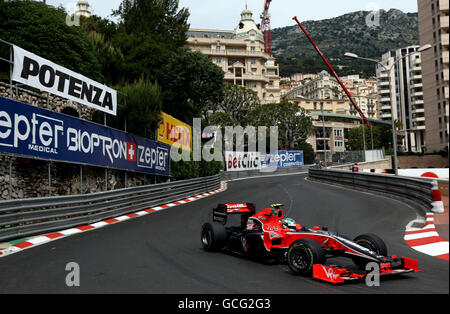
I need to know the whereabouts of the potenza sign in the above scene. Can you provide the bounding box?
[11,45,117,116]
[0,97,169,176]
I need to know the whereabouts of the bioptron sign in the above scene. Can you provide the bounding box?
[0,97,170,176]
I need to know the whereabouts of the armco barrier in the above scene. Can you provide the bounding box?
[0,175,221,242]
[308,168,434,213]
[221,166,310,181]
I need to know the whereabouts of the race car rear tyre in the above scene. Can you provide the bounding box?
[287,239,326,276]
[352,233,388,269]
[201,222,227,252]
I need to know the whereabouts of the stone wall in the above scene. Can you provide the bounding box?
[398,155,450,169]
[330,158,393,171]
[0,83,159,200]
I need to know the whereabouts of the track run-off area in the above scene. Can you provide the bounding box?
[0,173,448,294]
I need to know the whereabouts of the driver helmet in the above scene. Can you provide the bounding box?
[282,218,296,230]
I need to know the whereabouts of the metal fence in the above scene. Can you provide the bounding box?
[0,175,221,242]
[308,168,433,213]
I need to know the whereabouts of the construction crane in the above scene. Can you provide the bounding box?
[292,16,371,128]
[260,0,272,54]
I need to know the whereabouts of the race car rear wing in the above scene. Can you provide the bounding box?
[213,203,256,226]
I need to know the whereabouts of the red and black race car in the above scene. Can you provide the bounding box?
[201,203,420,284]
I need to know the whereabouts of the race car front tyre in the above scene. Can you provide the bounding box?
[287,239,326,276]
[352,233,388,269]
[201,222,227,252]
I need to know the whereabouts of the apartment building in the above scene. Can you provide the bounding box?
[283,71,346,101]
[186,9,281,104]
[284,71,378,120]
[376,46,427,153]
[418,0,449,152]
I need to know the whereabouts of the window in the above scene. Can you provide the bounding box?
[216,58,222,64]
[251,58,256,65]
[216,46,221,51]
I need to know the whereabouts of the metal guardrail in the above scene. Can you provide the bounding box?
[0,175,221,242]
[308,168,433,212]
[220,166,311,181]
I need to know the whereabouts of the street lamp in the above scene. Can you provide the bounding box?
[344,44,432,175]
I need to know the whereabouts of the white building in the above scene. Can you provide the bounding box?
[376,46,426,153]
[75,0,91,18]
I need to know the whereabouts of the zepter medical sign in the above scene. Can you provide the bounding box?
[11,45,117,116]
[0,96,169,176]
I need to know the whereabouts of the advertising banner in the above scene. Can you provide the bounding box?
[225,151,261,172]
[11,45,117,116]
[157,112,192,152]
[261,151,304,169]
[0,97,169,176]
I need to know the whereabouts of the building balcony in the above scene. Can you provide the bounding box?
[265,85,280,92]
[410,83,423,89]
[413,116,426,122]
[412,99,424,105]
[379,89,391,95]
[411,108,425,114]
[243,74,270,83]
[411,125,426,131]
[441,15,449,30]
[442,34,449,47]
[443,51,449,65]
[440,1,449,13]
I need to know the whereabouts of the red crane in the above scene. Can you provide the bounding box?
[260,0,272,54]
[292,16,371,128]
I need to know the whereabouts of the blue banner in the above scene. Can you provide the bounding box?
[261,151,304,169]
[0,97,170,176]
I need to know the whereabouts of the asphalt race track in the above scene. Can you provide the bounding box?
[0,174,448,294]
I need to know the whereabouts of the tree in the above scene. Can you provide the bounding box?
[347,125,392,151]
[159,48,224,123]
[0,0,103,82]
[113,0,189,50]
[94,77,163,139]
[209,84,260,127]
[252,102,313,150]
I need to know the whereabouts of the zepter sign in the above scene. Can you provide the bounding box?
[11,45,117,116]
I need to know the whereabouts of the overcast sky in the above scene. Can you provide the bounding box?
[46,0,418,29]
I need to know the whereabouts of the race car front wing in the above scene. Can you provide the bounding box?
[313,256,420,284]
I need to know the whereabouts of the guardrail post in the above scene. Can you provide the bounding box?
[8,157,12,200]
[9,45,13,99]
[48,162,51,196]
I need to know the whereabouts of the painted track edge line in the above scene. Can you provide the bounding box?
[0,181,228,259]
